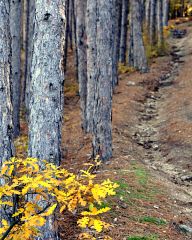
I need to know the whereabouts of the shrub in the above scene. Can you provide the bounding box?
[0,158,118,239]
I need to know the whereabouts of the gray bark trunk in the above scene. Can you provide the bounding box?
[163,0,169,26]
[72,0,78,80]
[68,0,73,50]
[157,0,164,47]
[28,1,65,239]
[0,1,14,165]
[128,0,148,73]
[10,0,22,137]
[149,0,156,45]
[86,0,113,160]
[24,0,35,115]
[86,0,97,133]
[145,0,151,26]
[75,0,88,131]
[0,0,14,225]
[63,0,69,73]
[112,0,122,87]
[119,0,129,64]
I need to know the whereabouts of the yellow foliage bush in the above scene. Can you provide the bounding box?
[0,158,118,239]
[118,63,135,75]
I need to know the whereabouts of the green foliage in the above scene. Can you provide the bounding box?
[139,216,167,226]
[0,158,118,240]
[127,235,158,240]
[134,168,148,186]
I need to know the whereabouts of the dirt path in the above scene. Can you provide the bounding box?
[134,25,192,212]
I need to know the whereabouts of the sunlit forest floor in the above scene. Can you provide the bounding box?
[17,19,192,240]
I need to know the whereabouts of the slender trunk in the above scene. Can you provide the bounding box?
[157,0,164,48]
[128,0,148,73]
[163,0,169,26]
[86,0,97,133]
[72,0,78,80]
[112,0,122,87]
[149,0,156,46]
[119,0,129,64]
[86,0,114,160]
[28,1,65,238]
[75,0,88,131]
[63,0,69,73]
[24,0,35,114]
[145,0,151,28]
[10,0,22,137]
[0,0,14,224]
[68,0,73,50]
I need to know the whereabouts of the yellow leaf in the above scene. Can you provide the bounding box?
[77,217,90,229]
[93,219,103,232]
[1,165,8,175]
[41,204,57,217]
[60,205,66,213]
[8,164,14,176]
[2,219,8,227]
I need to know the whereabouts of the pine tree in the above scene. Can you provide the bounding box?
[28,1,66,238]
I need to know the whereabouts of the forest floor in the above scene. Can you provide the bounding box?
[18,20,192,240]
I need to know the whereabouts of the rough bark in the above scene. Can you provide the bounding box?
[119,0,129,64]
[128,0,148,73]
[0,1,14,165]
[75,0,88,131]
[149,0,156,46]
[86,0,113,160]
[24,0,35,114]
[28,1,65,238]
[68,0,73,50]
[63,0,69,73]
[157,0,164,47]
[0,0,14,225]
[145,0,151,29]
[112,0,122,87]
[163,0,169,26]
[86,0,97,133]
[10,0,22,137]
[72,0,78,80]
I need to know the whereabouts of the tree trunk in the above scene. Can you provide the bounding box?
[128,0,148,73]
[119,0,129,64]
[75,0,88,131]
[63,0,69,73]
[68,0,73,50]
[145,0,151,29]
[0,1,14,165]
[10,0,22,138]
[28,1,65,238]
[157,0,164,48]
[86,0,97,133]
[112,0,122,87]
[72,0,78,80]
[149,0,156,46]
[0,0,14,225]
[163,0,169,26]
[86,0,114,160]
[24,0,35,115]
